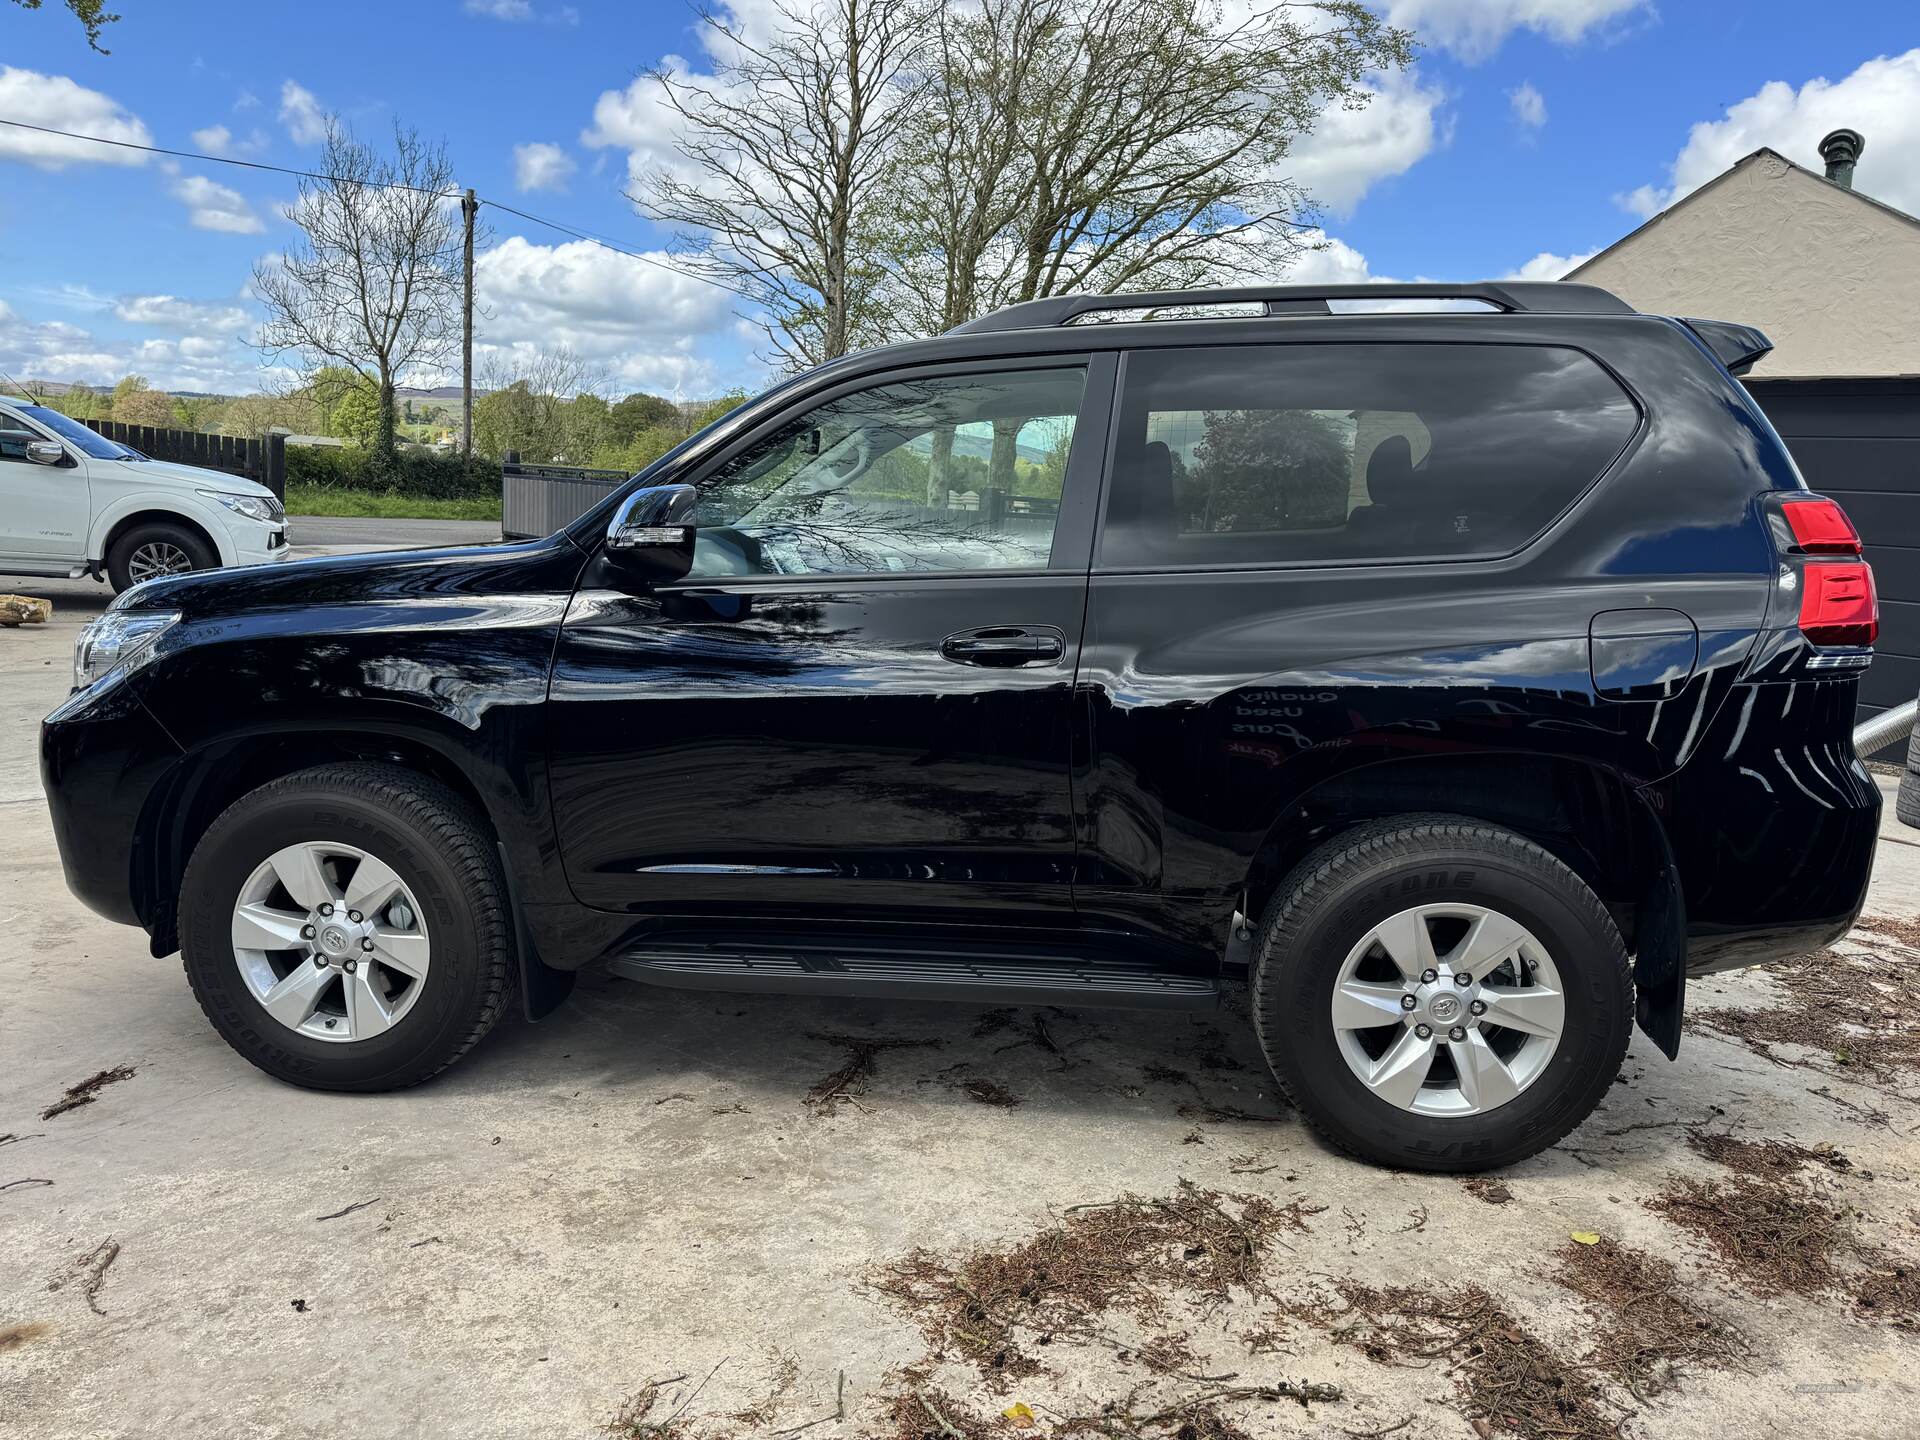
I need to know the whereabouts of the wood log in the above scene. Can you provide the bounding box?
[0,595,53,626]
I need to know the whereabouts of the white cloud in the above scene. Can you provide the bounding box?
[114,294,252,336]
[191,123,268,158]
[513,141,575,193]
[1288,68,1447,217]
[1503,249,1600,281]
[278,79,327,145]
[582,63,692,190]
[0,66,151,170]
[170,175,267,234]
[465,0,531,14]
[1384,0,1647,62]
[1286,230,1392,285]
[1615,49,1920,221]
[473,236,735,393]
[0,302,279,395]
[1509,82,1547,130]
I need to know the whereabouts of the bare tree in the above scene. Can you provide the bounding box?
[890,0,1414,325]
[633,0,934,370]
[253,120,464,468]
[473,345,608,463]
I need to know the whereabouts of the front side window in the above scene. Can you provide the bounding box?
[1099,344,1638,568]
[13,404,140,460]
[687,367,1084,578]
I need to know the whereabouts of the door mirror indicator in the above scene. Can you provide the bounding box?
[606,483,698,583]
[26,440,65,466]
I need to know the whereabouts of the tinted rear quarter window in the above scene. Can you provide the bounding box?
[1098,343,1639,568]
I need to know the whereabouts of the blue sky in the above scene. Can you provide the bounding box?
[1,0,1917,399]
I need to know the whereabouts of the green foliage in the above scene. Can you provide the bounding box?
[688,390,750,430]
[10,0,118,53]
[285,443,502,500]
[329,383,382,447]
[607,391,678,442]
[283,484,501,522]
[112,376,178,428]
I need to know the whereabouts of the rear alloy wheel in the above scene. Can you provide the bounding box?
[1329,903,1566,1117]
[1252,816,1632,1172]
[180,763,516,1091]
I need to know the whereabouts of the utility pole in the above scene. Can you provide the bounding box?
[461,187,476,459]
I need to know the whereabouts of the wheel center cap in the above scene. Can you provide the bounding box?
[319,924,351,955]
[1428,992,1463,1024]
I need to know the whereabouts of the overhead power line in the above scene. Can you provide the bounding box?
[0,116,751,298]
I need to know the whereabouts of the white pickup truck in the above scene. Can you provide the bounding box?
[0,398,289,591]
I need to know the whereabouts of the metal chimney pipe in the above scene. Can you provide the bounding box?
[1819,128,1865,189]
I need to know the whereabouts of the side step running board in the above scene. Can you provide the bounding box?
[608,934,1219,1011]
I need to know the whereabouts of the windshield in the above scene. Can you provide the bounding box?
[12,404,143,460]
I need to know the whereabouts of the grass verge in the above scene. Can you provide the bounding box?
[284,484,502,521]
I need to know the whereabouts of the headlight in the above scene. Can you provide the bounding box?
[72,610,180,691]
[200,489,278,523]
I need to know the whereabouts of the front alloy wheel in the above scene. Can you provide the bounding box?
[230,841,432,1042]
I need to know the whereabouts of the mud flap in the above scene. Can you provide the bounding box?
[1633,844,1687,1059]
[498,842,575,1022]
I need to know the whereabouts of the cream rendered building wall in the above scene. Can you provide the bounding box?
[1572,153,1920,378]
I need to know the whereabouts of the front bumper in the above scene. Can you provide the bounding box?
[41,679,183,930]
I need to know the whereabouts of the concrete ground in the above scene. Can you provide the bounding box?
[4,551,1920,1439]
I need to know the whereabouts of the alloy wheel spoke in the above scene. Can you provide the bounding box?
[1370,911,1438,984]
[1478,983,1565,1039]
[344,854,406,916]
[269,843,338,912]
[260,964,334,1030]
[1331,980,1411,1031]
[231,902,308,952]
[370,929,430,979]
[342,968,395,1039]
[1365,1026,1438,1108]
[1448,1031,1521,1110]
[1455,910,1528,977]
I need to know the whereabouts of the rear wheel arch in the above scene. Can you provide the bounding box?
[1239,752,1671,957]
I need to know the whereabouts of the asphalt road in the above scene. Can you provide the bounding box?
[285,514,502,549]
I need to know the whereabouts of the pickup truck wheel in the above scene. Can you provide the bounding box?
[1251,816,1632,1172]
[107,521,217,591]
[178,764,516,1091]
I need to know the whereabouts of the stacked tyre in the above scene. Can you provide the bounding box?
[1898,722,1920,829]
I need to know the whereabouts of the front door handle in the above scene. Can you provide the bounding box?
[941,625,1066,667]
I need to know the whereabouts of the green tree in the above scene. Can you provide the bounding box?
[9,0,118,53]
[607,391,678,443]
[330,383,382,448]
[112,376,177,428]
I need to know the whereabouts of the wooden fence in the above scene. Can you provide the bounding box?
[82,418,286,500]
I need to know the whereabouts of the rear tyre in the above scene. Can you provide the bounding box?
[1250,815,1632,1172]
[107,521,217,592]
[179,763,516,1092]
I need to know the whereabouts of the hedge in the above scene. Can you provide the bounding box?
[286,443,503,500]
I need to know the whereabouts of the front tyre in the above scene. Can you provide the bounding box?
[1251,816,1632,1172]
[107,520,217,592]
[179,764,516,1091]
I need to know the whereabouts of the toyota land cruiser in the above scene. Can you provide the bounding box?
[40,282,1881,1171]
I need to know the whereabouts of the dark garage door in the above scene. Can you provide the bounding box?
[1747,376,1920,742]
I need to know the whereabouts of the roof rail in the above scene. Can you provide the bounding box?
[946,282,1636,335]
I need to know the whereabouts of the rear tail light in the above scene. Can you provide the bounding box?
[1799,561,1878,646]
[1782,497,1863,553]
[1777,496,1877,647]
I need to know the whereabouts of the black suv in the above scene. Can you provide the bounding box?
[41,282,1882,1171]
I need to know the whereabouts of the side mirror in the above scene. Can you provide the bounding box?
[26,441,65,466]
[605,483,698,583]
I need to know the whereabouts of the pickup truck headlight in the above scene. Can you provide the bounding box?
[199,489,279,523]
[72,610,180,691]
